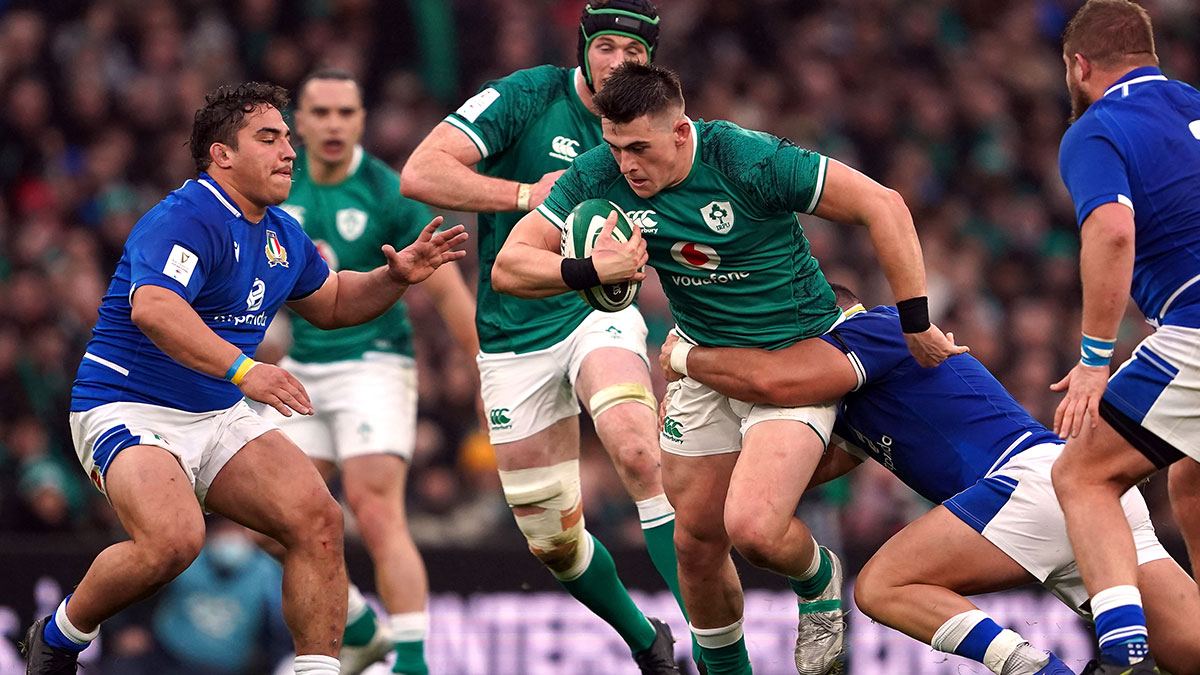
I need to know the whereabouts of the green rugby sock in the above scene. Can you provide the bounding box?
[557,533,656,652]
[637,495,701,664]
[391,640,428,674]
[789,547,832,599]
[698,636,753,675]
[343,602,378,647]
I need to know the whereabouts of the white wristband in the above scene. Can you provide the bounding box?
[669,340,694,377]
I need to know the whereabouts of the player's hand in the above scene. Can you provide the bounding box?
[529,170,567,209]
[238,363,313,417]
[659,332,683,382]
[592,211,648,284]
[385,217,469,286]
[903,324,968,367]
[1051,361,1109,438]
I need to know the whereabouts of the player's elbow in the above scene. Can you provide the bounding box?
[399,159,432,202]
[490,254,523,297]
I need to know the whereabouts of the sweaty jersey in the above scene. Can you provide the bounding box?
[72,175,330,413]
[445,65,603,353]
[280,146,429,362]
[821,305,1060,504]
[1059,66,1200,328]
[540,119,840,349]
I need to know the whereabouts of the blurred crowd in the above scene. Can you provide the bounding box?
[1,0,1197,580]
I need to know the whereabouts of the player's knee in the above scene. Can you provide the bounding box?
[852,558,889,621]
[591,383,660,476]
[142,526,205,585]
[674,520,730,572]
[500,460,590,577]
[1049,452,1080,495]
[344,483,403,543]
[724,510,783,569]
[284,489,344,553]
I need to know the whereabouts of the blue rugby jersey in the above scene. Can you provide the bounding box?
[72,175,330,413]
[1059,66,1200,328]
[820,306,1059,504]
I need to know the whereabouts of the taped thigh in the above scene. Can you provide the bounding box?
[588,382,656,418]
[497,459,591,579]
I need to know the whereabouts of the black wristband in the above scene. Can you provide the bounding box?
[561,257,602,290]
[896,296,931,334]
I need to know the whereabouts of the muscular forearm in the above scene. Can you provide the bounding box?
[402,147,520,213]
[322,267,408,328]
[863,190,927,302]
[132,287,243,377]
[1080,207,1135,339]
[685,347,782,403]
[492,242,573,298]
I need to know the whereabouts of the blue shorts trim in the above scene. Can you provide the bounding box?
[1103,345,1178,424]
[943,474,1019,534]
[92,424,140,477]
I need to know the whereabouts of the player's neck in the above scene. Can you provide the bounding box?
[575,70,600,116]
[306,152,353,185]
[209,173,268,222]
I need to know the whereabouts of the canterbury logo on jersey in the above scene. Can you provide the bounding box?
[550,136,580,161]
[626,210,659,234]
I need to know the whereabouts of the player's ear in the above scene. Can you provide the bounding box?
[673,116,689,148]
[210,142,234,169]
[1073,53,1091,81]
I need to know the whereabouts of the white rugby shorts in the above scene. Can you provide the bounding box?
[69,399,276,506]
[259,353,418,463]
[943,441,1170,615]
[477,306,649,444]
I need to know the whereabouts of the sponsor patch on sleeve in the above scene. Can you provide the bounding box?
[456,88,500,123]
[163,244,199,286]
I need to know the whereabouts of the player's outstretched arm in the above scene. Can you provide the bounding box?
[401,123,565,213]
[659,332,857,406]
[131,285,312,417]
[814,160,966,367]
[1051,201,1135,438]
[290,217,468,329]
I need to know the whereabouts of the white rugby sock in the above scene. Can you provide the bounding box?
[691,617,745,649]
[389,611,428,642]
[794,536,822,580]
[635,494,675,529]
[346,583,369,624]
[294,654,340,674]
[55,598,99,644]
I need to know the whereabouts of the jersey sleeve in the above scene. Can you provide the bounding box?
[706,122,829,215]
[536,145,619,231]
[819,308,913,389]
[1058,114,1133,226]
[288,229,331,301]
[128,212,218,304]
[443,66,557,160]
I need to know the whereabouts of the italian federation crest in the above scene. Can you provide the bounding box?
[265,230,289,267]
[700,200,734,234]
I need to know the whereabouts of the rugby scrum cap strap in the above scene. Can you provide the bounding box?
[578,0,660,90]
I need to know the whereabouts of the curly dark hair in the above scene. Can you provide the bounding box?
[189,82,290,174]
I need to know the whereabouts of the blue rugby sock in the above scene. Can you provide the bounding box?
[1092,586,1150,665]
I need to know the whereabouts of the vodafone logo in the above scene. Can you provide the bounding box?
[670,241,721,271]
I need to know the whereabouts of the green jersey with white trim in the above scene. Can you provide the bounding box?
[445,65,604,353]
[280,147,430,362]
[539,119,839,349]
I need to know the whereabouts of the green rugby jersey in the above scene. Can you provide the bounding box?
[539,119,840,350]
[279,146,430,362]
[445,65,604,353]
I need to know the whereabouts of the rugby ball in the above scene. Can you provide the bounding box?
[561,198,641,312]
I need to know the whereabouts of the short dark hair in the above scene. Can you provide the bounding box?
[189,82,290,174]
[1063,0,1157,69]
[296,67,362,107]
[593,62,683,125]
[827,282,860,310]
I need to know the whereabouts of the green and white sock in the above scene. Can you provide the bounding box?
[637,494,700,664]
[390,612,428,675]
[788,539,832,599]
[693,618,753,675]
[343,583,377,648]
[556,532,657,652]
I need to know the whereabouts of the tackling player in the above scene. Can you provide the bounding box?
[1053,2,1200,673]
[20,82,467,675]
[491,62,962,675]
[260,69,479,675]
[402,3,684,673]
[658,284,1200,675]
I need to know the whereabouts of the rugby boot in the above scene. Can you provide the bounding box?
[339,612,393,675]
[21,616,79,675]
[1034,653,1076,674]
[794,547,847,675]
[1080,654,1160,675]
[633,617,682,674]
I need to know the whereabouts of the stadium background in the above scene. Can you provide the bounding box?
[0,0,1196,672]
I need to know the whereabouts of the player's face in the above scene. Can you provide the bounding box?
[226,104,296,207]
[295,78,365,166]
[588,35,650,91]
[1064,53,1091,123]
[603,110,690,198]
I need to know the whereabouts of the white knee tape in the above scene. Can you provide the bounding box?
[498,460,591,578]
[588,382,656,418]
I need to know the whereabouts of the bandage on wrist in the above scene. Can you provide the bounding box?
[1080,333,1116,367]
[670,340,694,377]
[516,182,533,211]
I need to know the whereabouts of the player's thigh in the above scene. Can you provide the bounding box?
[1139,557,1200,675]
[492,416,580,471]
[662,450,738,544]
[860,504,1034,597]
[575,346,656,432]
[727,417,827,530]
[478,347,578,446]
[568,307,650,396]
[1054,416,1158,492]
[105,445,207,548]
[204,429,340,544]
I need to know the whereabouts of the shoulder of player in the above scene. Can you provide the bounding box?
[696,118,810,177]
[485,64,572,103]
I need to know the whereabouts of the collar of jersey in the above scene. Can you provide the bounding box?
[842,303,866,319]
[195,172,243,219]
[1104,66,1166,99]
[660,117,701,194]
[569,67,597,119]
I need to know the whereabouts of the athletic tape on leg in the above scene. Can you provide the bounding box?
[588,382,656,418]
[498,459,592,579]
